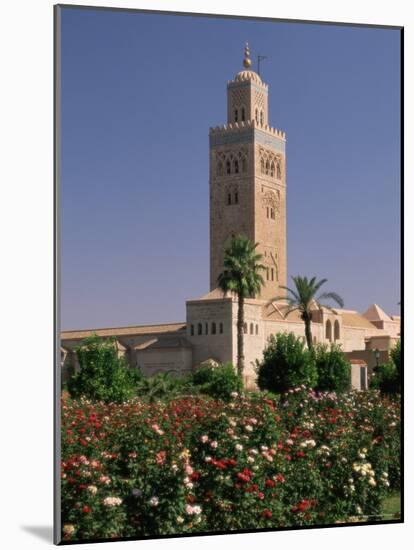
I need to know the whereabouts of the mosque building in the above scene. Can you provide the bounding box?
[61,45,400,389]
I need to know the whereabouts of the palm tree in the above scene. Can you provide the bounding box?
[217,235,265,380]
[271,275,344,350]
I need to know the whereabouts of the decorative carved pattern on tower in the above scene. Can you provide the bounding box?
[259,147,282,179]
[215,148,248,177]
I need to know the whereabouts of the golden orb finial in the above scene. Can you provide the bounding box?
[243,42,251,68]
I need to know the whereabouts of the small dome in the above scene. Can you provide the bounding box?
[234,69,262,84]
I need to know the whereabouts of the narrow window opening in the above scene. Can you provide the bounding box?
[219,322,223,334]
[235,192,238,204]
[227,193,232,205]
[241,107,245,121]
[190,324,194,336]
[234,109,238,122]
[212,322,216,335]
[226,160,231,175]
[198,323,202,336]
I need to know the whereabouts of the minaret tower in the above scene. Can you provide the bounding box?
[209,44,287,300]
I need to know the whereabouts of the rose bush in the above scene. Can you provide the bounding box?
[61,388,400,541]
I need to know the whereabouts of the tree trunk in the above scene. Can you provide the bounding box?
[237,293,245,381]
[304,315,313,350]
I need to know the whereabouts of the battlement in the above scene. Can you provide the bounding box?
[209,120,286,140]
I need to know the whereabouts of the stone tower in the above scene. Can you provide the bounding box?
[209,44,287,301]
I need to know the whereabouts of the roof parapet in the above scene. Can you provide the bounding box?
[209,120,285,139]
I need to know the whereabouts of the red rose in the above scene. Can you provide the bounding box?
[265,479,275,488]
[261,509,272,519]
[82,505,91,513]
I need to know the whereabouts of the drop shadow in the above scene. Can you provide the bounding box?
[21,525,54,543]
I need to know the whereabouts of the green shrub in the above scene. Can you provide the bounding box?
[192,363,242,400]
[390,340,401,376]
[371,362,400,394]
[256,332,318,393]
[136,372,193,401]
[314,343,351,392]
[370,340,401,395]
[67,334,138,403]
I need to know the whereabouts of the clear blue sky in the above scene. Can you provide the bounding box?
[60,7,401,330]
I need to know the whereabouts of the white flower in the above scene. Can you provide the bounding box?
[368,478,377,487]
[247,456,255,463]
[230,392,238,398]
[235,444,243,452]
[87,485,98,495]
[177,516,184,524]
[200,435,209,443]
[245,425,253,432]
[103,496,122,507]
[210,440,218,449]
[149,496,159,507]
[63,524,75,536]
[205,456,212,463]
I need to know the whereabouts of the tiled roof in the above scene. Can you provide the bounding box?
[341,312,376,329]
[134,336,192,350]
[362,304,392,322]
[61,322,186,341]
[189,288,232,301]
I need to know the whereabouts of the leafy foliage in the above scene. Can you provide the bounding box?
[370,340,401,395]
[256,332,318,393]
[217,235,265,379]
[192,363,242,400]
[272,275,344,350]
[68,335,139,403]
[314,343,351,393]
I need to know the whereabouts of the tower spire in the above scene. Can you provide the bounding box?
[243,42,252,69]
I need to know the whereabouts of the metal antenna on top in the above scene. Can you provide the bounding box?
[257,54,268,77]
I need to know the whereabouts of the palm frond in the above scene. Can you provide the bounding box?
[317,291,344,308]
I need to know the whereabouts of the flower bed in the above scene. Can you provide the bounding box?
[61,388,400,541]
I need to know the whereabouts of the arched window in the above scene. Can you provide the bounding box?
[250,323,254,334]
[234,159,239,174]
[325,320,332,342]
[334,320,340,340]
[260,110,264,125]
[227,193,232,205]
[255,324,259,335]
[271,267,274,281]
[190,324,194,336]
[217,161,223,177]
[234,109,238,122]
[243,322,248,334]
[226,160,231,175]
[270,161,275,177]
[266,267,269,281]
[265,160,270,175]
[270,208,274,219]
[266,206,269,218]
[255,108,259,123]
[198,323,202,336]
[277,161,281,179]
[235,191,238,204]
[242,157,247,172]
[261,159,265,174]
[205,322,209,335]
[241,107,245,121]
[212,322,217,335]
[219,322,223,334]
